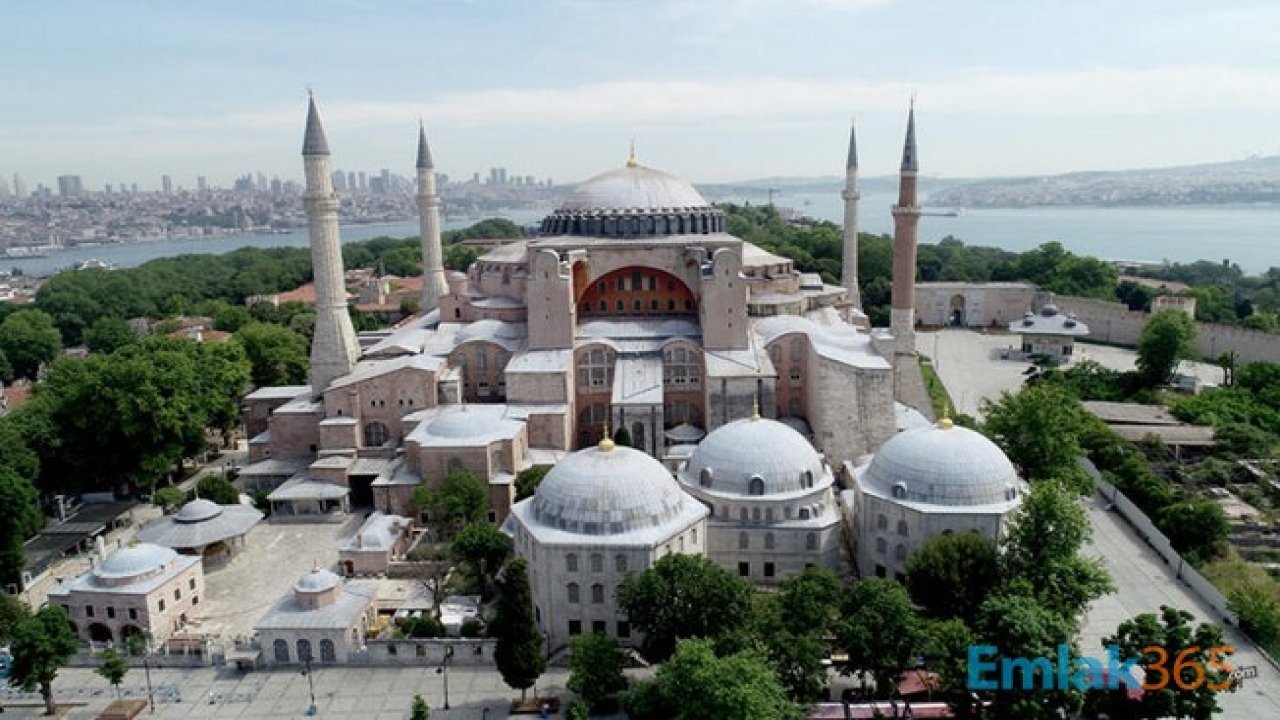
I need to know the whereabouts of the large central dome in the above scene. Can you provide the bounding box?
[560,164,710,212]
[540,160,725,238]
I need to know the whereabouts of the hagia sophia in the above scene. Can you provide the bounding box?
[223,96,1028,653]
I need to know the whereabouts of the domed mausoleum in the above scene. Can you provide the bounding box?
[503,435,708,652]
[849,419,1026,580]
[46,542,203,645]
[254,566,377,666]
[678,412,842,583]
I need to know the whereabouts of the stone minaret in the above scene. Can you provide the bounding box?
[890,103,921,354]
[841,120,862,310]
[302,94,360,394]
[416,123,448,314]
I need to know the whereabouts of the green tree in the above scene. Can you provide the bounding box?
[1136,309,1196,387]
[567,633,629,711]
[0,346,12,383]
[1094,606,1236,720]
[1228,585,1280,651]
[491,557,545,699]
[84,316,135,354]
[981,383,1094,490]
[617,553,756,663]
[9,605,81,716]
[0,309,62,379]
[95,647,128,698]
[0,592,29,643]
[513,465,550,502]
[629,639,799,720]
[413,469,488,537]
[906,531,1000,624]
[564,698,590,720]
[153,486,186,512]
[1156,500,1229,565]
[189,476,241,505]
[974,593,1082,720]
[755,566,842,701]
[612,425,632,448]
[1001,480,1112,623]
[0,466,44,588]
[410,693,430,720]
[835,578,923,698]
[233,321,309,387]
[450,522,511,600]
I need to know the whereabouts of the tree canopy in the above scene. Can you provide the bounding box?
[234,321,309,387]
[491,557,545,698]
[413,469,488,537]
[1136,309,1196,387]
[906,531,1000,624]
[567,633,629,711]
[0,309,62,380]
[981,383,1095,491]
[623,639,800,720]
[9,605,80,715]
[835,577,924,697]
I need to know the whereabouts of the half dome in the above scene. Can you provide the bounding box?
[532,443,693,535]
[860,421,1021,506]
[681,417,826,496]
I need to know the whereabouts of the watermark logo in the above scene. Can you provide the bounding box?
[967,644,1250,692]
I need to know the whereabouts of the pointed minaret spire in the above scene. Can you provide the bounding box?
[302,92,331,156]
[890,101,922,357]
[416,121,434,170]
[301,94,360,394]
[417,124,448,314]
[841,118,862,311]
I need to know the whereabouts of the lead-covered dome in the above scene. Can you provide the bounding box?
[531,442,694,535]
[94,543,178,583]
[540,162,725,238]
[681,417,826,496]
[175,498,223,523]
[860,420,1021,507]
[295,568,341,594]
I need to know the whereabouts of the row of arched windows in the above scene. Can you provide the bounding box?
[542,210,725,237]
[738,531,819,551]
[566,582,615,604]
[272,638,336,663]
[565,552,628,573]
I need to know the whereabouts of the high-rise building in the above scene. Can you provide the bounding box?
[0,175,10,198]
[161,174,174,195]
[356,172,367,191]
[379,169,391,193]
[346,171,356,192]
[130,183,139,195]
[197,176,208,192]
[332,171,348,192]
[525,175,535,187]
[57,175,84,197]
[12,173,27,198]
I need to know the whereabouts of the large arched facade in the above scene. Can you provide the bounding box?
[577,266,697,318]
[449,340,512,403]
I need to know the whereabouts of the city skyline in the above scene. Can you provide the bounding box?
[3,1,1279,187]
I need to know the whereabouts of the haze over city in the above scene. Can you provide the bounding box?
[4,0,1279,189]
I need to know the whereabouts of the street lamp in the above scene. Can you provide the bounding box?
[436,645,455,710]
[301,656,317,715]
[126,632,155,714]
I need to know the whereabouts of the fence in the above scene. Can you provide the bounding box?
[1086,462,1237,625]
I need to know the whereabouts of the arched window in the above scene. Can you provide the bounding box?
[363,422,391,447]
[765,508,774,522]
[806,533,818,551]
[894,544,907,561]
[273,639,289,663]
[892,483,908,500]
[764,533,775,550]
[699,468,713,488]
[566,554,578,572]
[798,508,810,520]
[897,520,910,537]
[297,639,312,663]
[748,476,765,496]
[876,537,887,554]
[615,554,628,572]
[567,583,580,603]
[319,639,336,662]
[739,532,749,550]
[691,528,697,545]
[591,584,604,604]
[590,553,603,573]
[801,470,813,488]
[876,514,888,530]
[752,507,762,522]
[740,508,748,521]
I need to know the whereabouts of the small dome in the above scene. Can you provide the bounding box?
[1040,304,1060,317]
[294,568,341,594]
[174,498,223,524]
[861,422,1021,506]
[427,407,493,439]
[532,444,692,535]
[94,544,177,581]
[681,417,825,496]
[560,164,710,212]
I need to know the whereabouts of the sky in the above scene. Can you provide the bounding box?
[3,0,1279,191]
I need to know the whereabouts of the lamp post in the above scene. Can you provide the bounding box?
[436,645,455,710]
[127,632,155,714]
[301,656,317,715]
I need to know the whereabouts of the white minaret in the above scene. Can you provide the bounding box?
[416,123,448,314]
[890,102,921,355]
[841,120,862,309]
[302,94,360,394]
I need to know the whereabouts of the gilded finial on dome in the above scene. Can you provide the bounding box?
[751,395,761,422]
[312,558,320,572]
[626,140,639,168]
[937,417,955,430]
[600,419,616,452]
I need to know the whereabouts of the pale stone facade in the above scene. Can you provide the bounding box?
[255,568,377,666]
[914,282,1037,328]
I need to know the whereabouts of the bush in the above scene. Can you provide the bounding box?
[400,615,445,639]
[460,618,485,638]
[1230,586,1280,653]
[564,698,590,720]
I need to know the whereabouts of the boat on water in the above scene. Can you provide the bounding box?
[920,207,964,218]
[73,258,115,271]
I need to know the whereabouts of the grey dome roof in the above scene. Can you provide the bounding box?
[681,417,825,496]
[532,443,692,535]
[175,498,223,523]
[861,421,1021,506]
[428,407,495,439]
[94,543,178,581]
[560,164,710,212]
[295,568,341,594]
